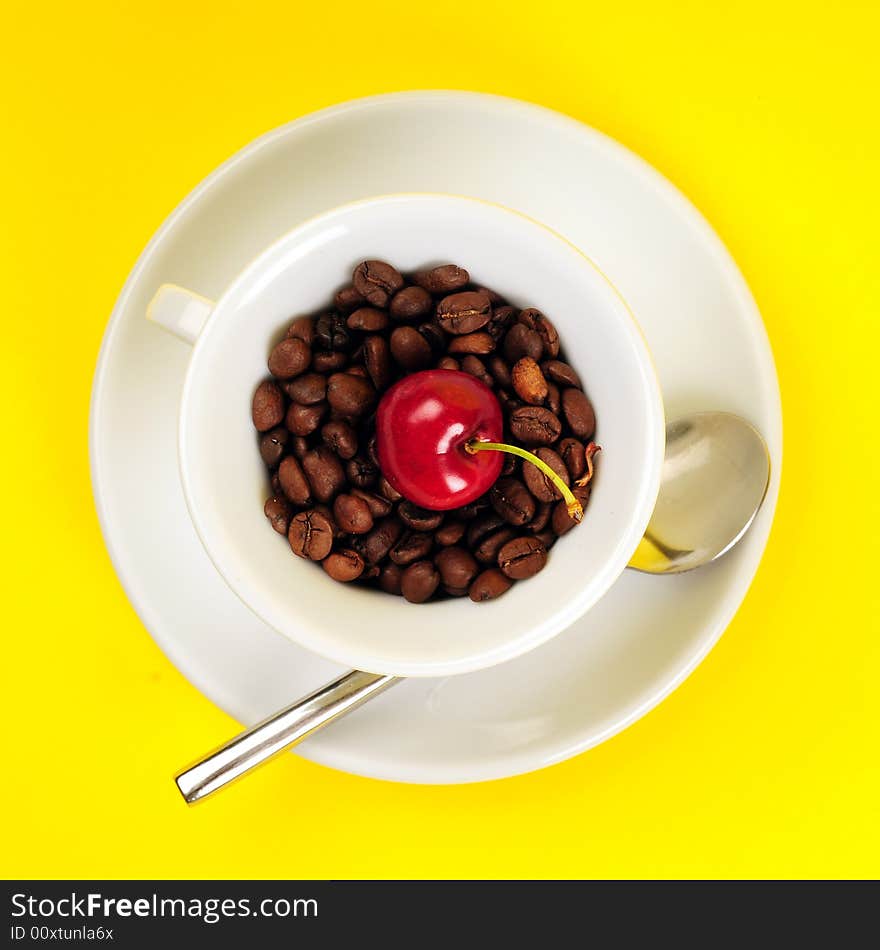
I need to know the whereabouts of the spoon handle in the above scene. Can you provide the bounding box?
[175,670,399,803]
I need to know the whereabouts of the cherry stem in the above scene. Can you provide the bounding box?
[465,439,584,522]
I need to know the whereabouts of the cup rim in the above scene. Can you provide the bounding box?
[178,192,665,676]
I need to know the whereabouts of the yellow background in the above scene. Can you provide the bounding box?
[3,0,878,879]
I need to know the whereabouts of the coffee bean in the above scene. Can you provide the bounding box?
[435,520,466,546]
[552,485,591,535]
[401,560,440,603]
[498,536,547,579]
[435,546,478,591]
[490,477,536,525]
[398,500,444,532]
[542,359,582,388]
[321,420,358,459]
[362,517,404,564]
[301,446,345,502]
[327,372,376,416]
[353,260,404,307]
[474,285,506,306]
[347,365,369,378]
[518,308,560,359]
[527,502,552,533]
[502,324,543,362]
[468,568,512,602]
[291,435,309,459]
[522,447,569,503]
[322,549,365,582]
[413,264,469,295]
[284,372,326,405]
[534,528,557,550]
[474,527,516,564]
[437,291,492,335]
[558,438,586,480]
[312,351,348,372]
[497,390,522,413]
[461,355,494,387]
[288,509,334,560]
[315,312,352,352]
[285,401,326,436]
[509,406,562,445]
[363,335,392,390]
[455,497,491,520]
[264,495,292,535]
[347,307,389,332]
[389,285,432,320]
[346,456,378,488]
[333,493,374,534]
[448,332,495,355]
[466,513,506,548]
[334,286,365,313]
[418,322,447,357]
[437,356,460,371]
[278,455,312,505]
[511,356,548,405]
[390,326,433,370]
[561,387,596,439]
[350,487,393,518]
[501,454,517,476]
[545,382,561,415]
[486,304,516,340]
[268,337,311,379]
[367,435,380,467]
[286,315,315,344]
[252,380,285,431]
[488,355,512,389]
[390,530,434,565]
[259,427,289,468]
[379,563,403,595]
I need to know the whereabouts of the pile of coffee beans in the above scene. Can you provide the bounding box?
[253,260,598,604]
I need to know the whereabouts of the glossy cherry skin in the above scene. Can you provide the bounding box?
[376,369,503,510]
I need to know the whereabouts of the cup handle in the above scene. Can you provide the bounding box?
[146,283,216,345]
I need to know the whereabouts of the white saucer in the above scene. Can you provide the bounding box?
[89,92,781,784]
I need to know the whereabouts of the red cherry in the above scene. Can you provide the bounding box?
[376,369,503,510]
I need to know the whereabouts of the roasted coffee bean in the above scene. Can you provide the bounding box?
[561,387,596,439]
[474,285,505,306]
[390,530,434,566]
[264,495,292,535]
[322,549,365,582]
[468,568,512,602]
[353,260,404,307]
[259,427,289,467]
[398,501,444,532]
[490,477,536,526]
[517,308,560,359]
[545,382,561,415]
[558,437,587,480]
[496,390,522,412]
[418,322,447,357]
[278,455,312,505]
[312,350,348,372]
[511,356,548,405]
[488,355,512,389]
[379,563,403,595]
[389,285,432,320]
[285,401,326,436]
[286,315,315,344]
[502,324,543,362]
[435,546,478,591]
[363,335,392,390]
[291,435,309,459]
[367,435,380,467]
[347,307,389,332]
[498,536,547,579]
[301,446,345,502]
[542,359,582,388]
[401,560,440,603]
[333,286,365,313]
[413,264,469,295]
[350,487,393,518]
[321,419,358,459]
[268,337,311,379]
[461,355,494,387]
[362,517,403,564]
[534,528,557,550]
[288,509,334,560]
[437,356,460,371]
[509,406,562,445]
[378,474,403,502]
[523,447,569,502]
[284,372,326,405]
[474,527,516,564]
[346,455,378,488]
[435,520,466,546]
[271,471,282,497]
[501,454,517,476]
[466,513,506,548]
[527,502,552,533]
[448,332,495,355]
[315,312,352,352]
[347,365,369,378]
[486,304,516,340]
[455,496,491,520]
[390,326,433,370]
[252,380,285,431]
[326,372,376,416]
[552,485,591,536]
[436,290,492,335]
[333,493,374,534]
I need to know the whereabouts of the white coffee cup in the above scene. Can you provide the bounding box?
[147,194,664,677]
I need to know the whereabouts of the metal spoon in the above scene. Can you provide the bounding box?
[175,411,770,803]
